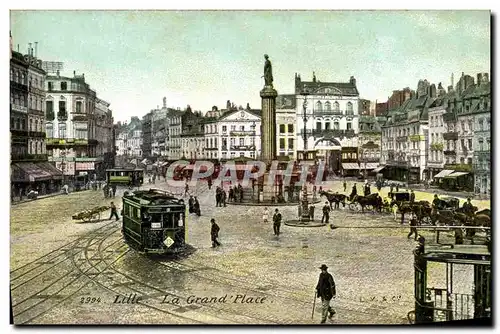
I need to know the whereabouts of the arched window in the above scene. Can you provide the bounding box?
[15,70,19,83]
[29,119,33,131]
[35,119,39,132]
[324,101,331,111]
[35,78,38,88]
[333,101,340,112]
[316,101,322,112]
[478,138,484,151]
[346,102,353,115]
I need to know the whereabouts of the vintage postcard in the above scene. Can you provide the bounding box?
[9,10,491,325]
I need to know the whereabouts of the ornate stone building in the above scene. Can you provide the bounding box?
[358,115,382,174]
[275,95,297,159]
[426,83,448,178]
[293,73,360,175]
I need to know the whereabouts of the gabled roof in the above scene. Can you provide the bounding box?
[276,94,297,109]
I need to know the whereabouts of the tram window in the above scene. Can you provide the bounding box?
[134,208,140,220]
[151,213,162,223]
[124,205,129,217]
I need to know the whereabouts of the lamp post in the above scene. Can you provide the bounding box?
[301,90,310,160]
[251,121,256,159]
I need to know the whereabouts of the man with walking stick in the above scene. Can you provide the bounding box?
[315,264,336,323]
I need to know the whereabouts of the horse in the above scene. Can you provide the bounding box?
[351,194,382,213]
[320,191,348,209]
[390,200,413,224]
[434,198,460,210]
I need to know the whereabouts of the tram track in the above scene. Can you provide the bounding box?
[12,228,125,324]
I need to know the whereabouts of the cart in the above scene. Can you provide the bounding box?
[72,206,109,223]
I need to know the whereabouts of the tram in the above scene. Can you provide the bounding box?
[121,189,187,254]
[409,227,491,324]
[106,168,144,187]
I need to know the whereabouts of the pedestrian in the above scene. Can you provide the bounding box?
[321,202,331,225]
[350,183,357,201]
[109,202,119,221]
[407,216,418,240]
[208,178,212,190]
[184,182,189,197]
[188,196,194,213]
[298,203,303,220]
[309,205,315,221]
[112,184,117,198]
[63,184,69,195]
[410,190,415,203]
[194,197,201,216]
[396,184,400,193]
[273,209,282,236]
[262,207,269,224]
[343,179,347,192]
[222,190,227,207]
[210,218,221,248]
[316,264,336,323]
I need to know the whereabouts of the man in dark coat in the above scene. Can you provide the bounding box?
[350,183,357,201]
[108,202,119,221]
[272,209,282,236]
[409,190,415,203]
[321,202,331,225]
[407,217,418,240]
[188,196,195,213]
[210,218,221,247]
[193,197,201,216]
[462,198,475,215]
[316,264,336,323]
[343,180,347,192]
[222,190,227,207]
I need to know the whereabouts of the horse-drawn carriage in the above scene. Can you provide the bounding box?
[72,206,109,223]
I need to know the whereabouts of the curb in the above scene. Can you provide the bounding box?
[284,220,327,227]
[226,199,322,207]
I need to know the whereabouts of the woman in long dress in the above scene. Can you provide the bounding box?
[262,207,269,223]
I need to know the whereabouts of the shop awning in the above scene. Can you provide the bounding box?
[444,171,470,178]
[372,165,386,173]
[342,163,360,170]
[359,163,379,170]
[14,163,52,182]
[433,169,455,178]
[37,162,63,180]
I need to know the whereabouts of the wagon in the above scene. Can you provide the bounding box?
[72,206,109,223]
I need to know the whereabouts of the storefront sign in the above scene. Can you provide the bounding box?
[55,161,75,175]
[75,162,95,171]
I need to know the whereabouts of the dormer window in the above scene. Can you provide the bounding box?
[61,81,67,90]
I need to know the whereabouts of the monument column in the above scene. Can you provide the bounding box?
[260,87,278,163]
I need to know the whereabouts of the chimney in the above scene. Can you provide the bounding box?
[34,42,38,58]
[350,76,356,86]
[73,70,76,76]
[163,97,166,108]
[430,84,437,98]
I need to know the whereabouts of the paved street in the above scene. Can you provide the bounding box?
[10,179,481,325]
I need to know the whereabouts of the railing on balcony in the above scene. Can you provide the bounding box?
[386,159,409,166]
[311,129,356,138]
[396,136,407,142]
[229,130,256,136]
[230,145,256,151]
[444,163,473,172]
[443,132,459,141]
[312,110,347,116]
[11,153,48,162]
[443,112,457,122]
[443,150,456,156]
[409,135,423,142]
[430,143,444,151]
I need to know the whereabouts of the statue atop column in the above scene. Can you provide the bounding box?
[263,54,273,88]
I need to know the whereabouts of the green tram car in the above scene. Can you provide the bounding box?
[122,189,187,254]
[106,168,144,187]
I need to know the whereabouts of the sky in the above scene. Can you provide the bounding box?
[10,10,490,123]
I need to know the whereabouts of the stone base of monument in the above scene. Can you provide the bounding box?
[284,219,327,228]
[226,188,321,207]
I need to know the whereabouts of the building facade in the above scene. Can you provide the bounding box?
[294,73,359,174]
[426,86,447,179]
[358,115,382,174]
[276,95,297,159]
[472,74,491,195]
[115,117,143,157]
[95,98,115,174]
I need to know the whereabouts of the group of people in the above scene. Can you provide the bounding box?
[228,184,244,203]
[103,183,117,198]
[262,207,283,236]
[215,186,228,207]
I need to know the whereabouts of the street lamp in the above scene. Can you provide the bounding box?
[251,121,256,159]
[301,90,310,161]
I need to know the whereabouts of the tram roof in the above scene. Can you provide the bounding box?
[422,245,490,265]
[124,189,184,205]
[106,168,143,171]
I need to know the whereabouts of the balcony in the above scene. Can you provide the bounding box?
[386,159,409,167]
[443,150,456,156]
[443,132,458,141]
[28,131,46,138]
[396,136,407,142]
[205,147,219,151]
[427,160,444,168]
[46,138,92,146]
[359,157,381,163]
[75,156,104,162]
[230,145,256,151]
[443,112,457,123]
[444,163,473,172]
[312,110,346,117]
[430,143,444,151]
[409,135,423,142]
[11,104,28,114]
[11,153,48,162]
[72,113,90,122]
[312,129,356,138]
[229,130,256,136]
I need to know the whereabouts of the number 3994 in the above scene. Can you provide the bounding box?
[80,297,101,303]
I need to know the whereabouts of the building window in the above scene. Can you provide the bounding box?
[478,118,484,131]
[333,101,340,112]
[333,122,339,130]
[76,101,83,113]
[279,138,285,149]
[239,125,244,131]
[347,122,352,130]
[478,138,484,151]
[467,158,472,165]
[279,124,286,133]
[58,123,67,138]
[61,82,67,90]
[250,152,255,158]
[325,122,331,130]
[288,138,294,149]
[230,138,235,146]
[316,101,322,112]
[222,125,227,132]
[468,138,472,150]
[75,127,87,139]
[316,122,322,131]
[346,102,353,115]
[239,138,244,146]
[324,101,331,111]
[48,82,53,91]
[288,124,294,133]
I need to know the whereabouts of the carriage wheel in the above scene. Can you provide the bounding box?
[421,216,433,226]
[349,203,358,211]
[93,213,101,222]
[364,205,373,212]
